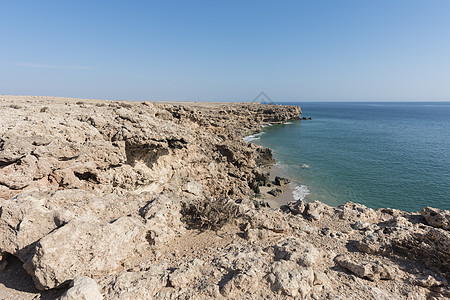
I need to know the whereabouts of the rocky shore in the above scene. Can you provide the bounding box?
[0,95,449,299]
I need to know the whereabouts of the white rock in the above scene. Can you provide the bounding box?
[104,264,168,300]
[24,216,146,290]
[58,276,103,300]
[267,260,314,297]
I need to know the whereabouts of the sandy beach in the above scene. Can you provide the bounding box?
[258,164,297,208]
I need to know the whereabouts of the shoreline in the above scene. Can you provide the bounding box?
[258,163,297,208]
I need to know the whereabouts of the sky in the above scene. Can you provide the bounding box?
[1,0,450,102]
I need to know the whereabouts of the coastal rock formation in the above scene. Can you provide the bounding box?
[274,176,290,186]
[421,206,450,230]
[0,96,449,299]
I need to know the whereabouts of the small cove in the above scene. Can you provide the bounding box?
[253,102,450,212]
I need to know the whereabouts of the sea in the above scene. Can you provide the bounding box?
[249,102,450,212]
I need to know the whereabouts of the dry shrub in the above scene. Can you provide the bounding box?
[181,198,241,230]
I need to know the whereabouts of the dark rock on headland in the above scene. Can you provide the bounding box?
[275,176,291,186]
[268,188,283,197]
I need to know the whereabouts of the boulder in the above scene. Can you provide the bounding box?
[392,227,450,276]
[0,154,37,189]
[140,194,185,247]
[245,210,290,233]
[421,207,450,230]
[0,192,64,260]
[220,268,261,297]
[267,188,282,197]
[103,264,168,300]
[58,276,103,300]
[274,176,290,186]
[270,237,323,267]
[23,216,147,290]
[169,259,204,289]
[305,201,332,221]
[281,199,306,215]
[267,260,314,297]
[244,228,278,242]
[0,135,32,166]
[334,255,398,281]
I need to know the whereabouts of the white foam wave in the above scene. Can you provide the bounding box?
[261,123,273,128]
[293,185,310,201]
[284,121,293,125]
[243,132,265,143]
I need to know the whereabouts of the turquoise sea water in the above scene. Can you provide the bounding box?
[253,102,450,212]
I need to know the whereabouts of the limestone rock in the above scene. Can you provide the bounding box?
[58,276,103,300]
[103,264,168,300]
[267,260,314,297]
[305,200,332,221]
[356,233,391,255]
[413,274,448,288]
[270,237,323,267]
[244,228,278,241]
[353,221,371,230]
[220,268,261,297]
[0,192,61,260]
[140,194,185,247]
[392,227,450,276]
[169,259,204,289]
[2,96,445,299]
[281,199,306,215]
[0,135,33,166]
[334,255,398,281]
[245,209,290,233]
[421,207,450,230]
[335,202,379,222]
[0,154,37,189]
[23,216,147,290]
[213,244,268,297]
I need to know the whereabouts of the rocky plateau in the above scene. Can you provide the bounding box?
[0,95,449,299]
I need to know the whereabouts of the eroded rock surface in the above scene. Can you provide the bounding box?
[0,96,448,299]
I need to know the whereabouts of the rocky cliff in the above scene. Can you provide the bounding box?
[0,96,449,299]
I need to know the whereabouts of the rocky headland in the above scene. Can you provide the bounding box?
[0,95,449,299]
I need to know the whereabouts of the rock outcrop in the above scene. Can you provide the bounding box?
[0,96,449,299]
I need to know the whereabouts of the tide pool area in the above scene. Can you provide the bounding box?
[254,102,450,212]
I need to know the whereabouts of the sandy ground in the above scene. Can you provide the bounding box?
[259,164,297,208]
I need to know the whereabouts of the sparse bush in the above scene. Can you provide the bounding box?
[76,101,84,105]
[181,198,241,230]
[9,104,21,109]
[40,106,49,112]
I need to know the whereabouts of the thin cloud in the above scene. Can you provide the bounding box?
[13,62,96,70]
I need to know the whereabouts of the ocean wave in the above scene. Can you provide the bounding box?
[293,185,310,201]
[261,123,273,128]
[284,121,293,125]
[243,132,265,142]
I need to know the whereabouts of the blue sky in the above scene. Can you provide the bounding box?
[1,0,450,102]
